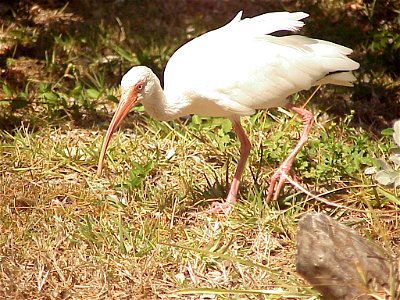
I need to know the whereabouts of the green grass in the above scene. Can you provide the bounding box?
[1,106,398,298]
[0,1,399,299]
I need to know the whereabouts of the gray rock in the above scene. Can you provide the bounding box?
[296,213,398,299]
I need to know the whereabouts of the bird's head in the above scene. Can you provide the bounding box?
[97,66,155,176]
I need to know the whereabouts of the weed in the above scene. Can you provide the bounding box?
[367,120,400,191]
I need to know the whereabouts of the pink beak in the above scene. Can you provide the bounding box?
[97,89,139,177]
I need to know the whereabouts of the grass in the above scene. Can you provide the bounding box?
[1,107,398,298]
[1,1,399,299]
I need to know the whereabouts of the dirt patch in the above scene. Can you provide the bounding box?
[30,4,82,32]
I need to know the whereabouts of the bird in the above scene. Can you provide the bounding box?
[96,11,359,215]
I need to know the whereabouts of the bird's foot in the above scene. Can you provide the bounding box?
[198,195,236,216]
[266,164,298,202]
[201,201,233,216]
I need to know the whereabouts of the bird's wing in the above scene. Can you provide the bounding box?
[164,12,358,118]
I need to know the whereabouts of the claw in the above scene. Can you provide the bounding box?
[266,164,292,202]
[200,201,233,216]
[195,194,236,216]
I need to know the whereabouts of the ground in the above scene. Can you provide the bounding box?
[0,0,399,299]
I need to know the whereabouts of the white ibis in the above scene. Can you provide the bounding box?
[97,11,359,214]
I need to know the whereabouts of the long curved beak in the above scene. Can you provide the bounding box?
[97,89,139,177]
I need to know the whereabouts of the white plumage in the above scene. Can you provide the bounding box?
[98,11,359,214]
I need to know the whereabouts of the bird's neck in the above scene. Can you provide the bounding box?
[142,77,189,121]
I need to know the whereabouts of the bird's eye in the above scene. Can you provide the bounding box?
[136,84,144,91]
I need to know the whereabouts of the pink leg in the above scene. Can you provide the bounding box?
[266,103,313,202]
[202,119,251,215]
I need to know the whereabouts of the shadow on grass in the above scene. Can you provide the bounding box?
[0,0,398,132]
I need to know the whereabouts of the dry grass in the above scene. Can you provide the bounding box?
[0,1,399,299]
[0,122,308,298]
[1,113,399,299]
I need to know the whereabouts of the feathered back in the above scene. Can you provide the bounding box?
[164,11,359,118]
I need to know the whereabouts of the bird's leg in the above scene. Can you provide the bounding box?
[202,119,251,215]
[266,103,313,202]
[226,120,252,203]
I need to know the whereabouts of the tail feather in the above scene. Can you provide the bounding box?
[314,72,357,87]
[226,11,309,36]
